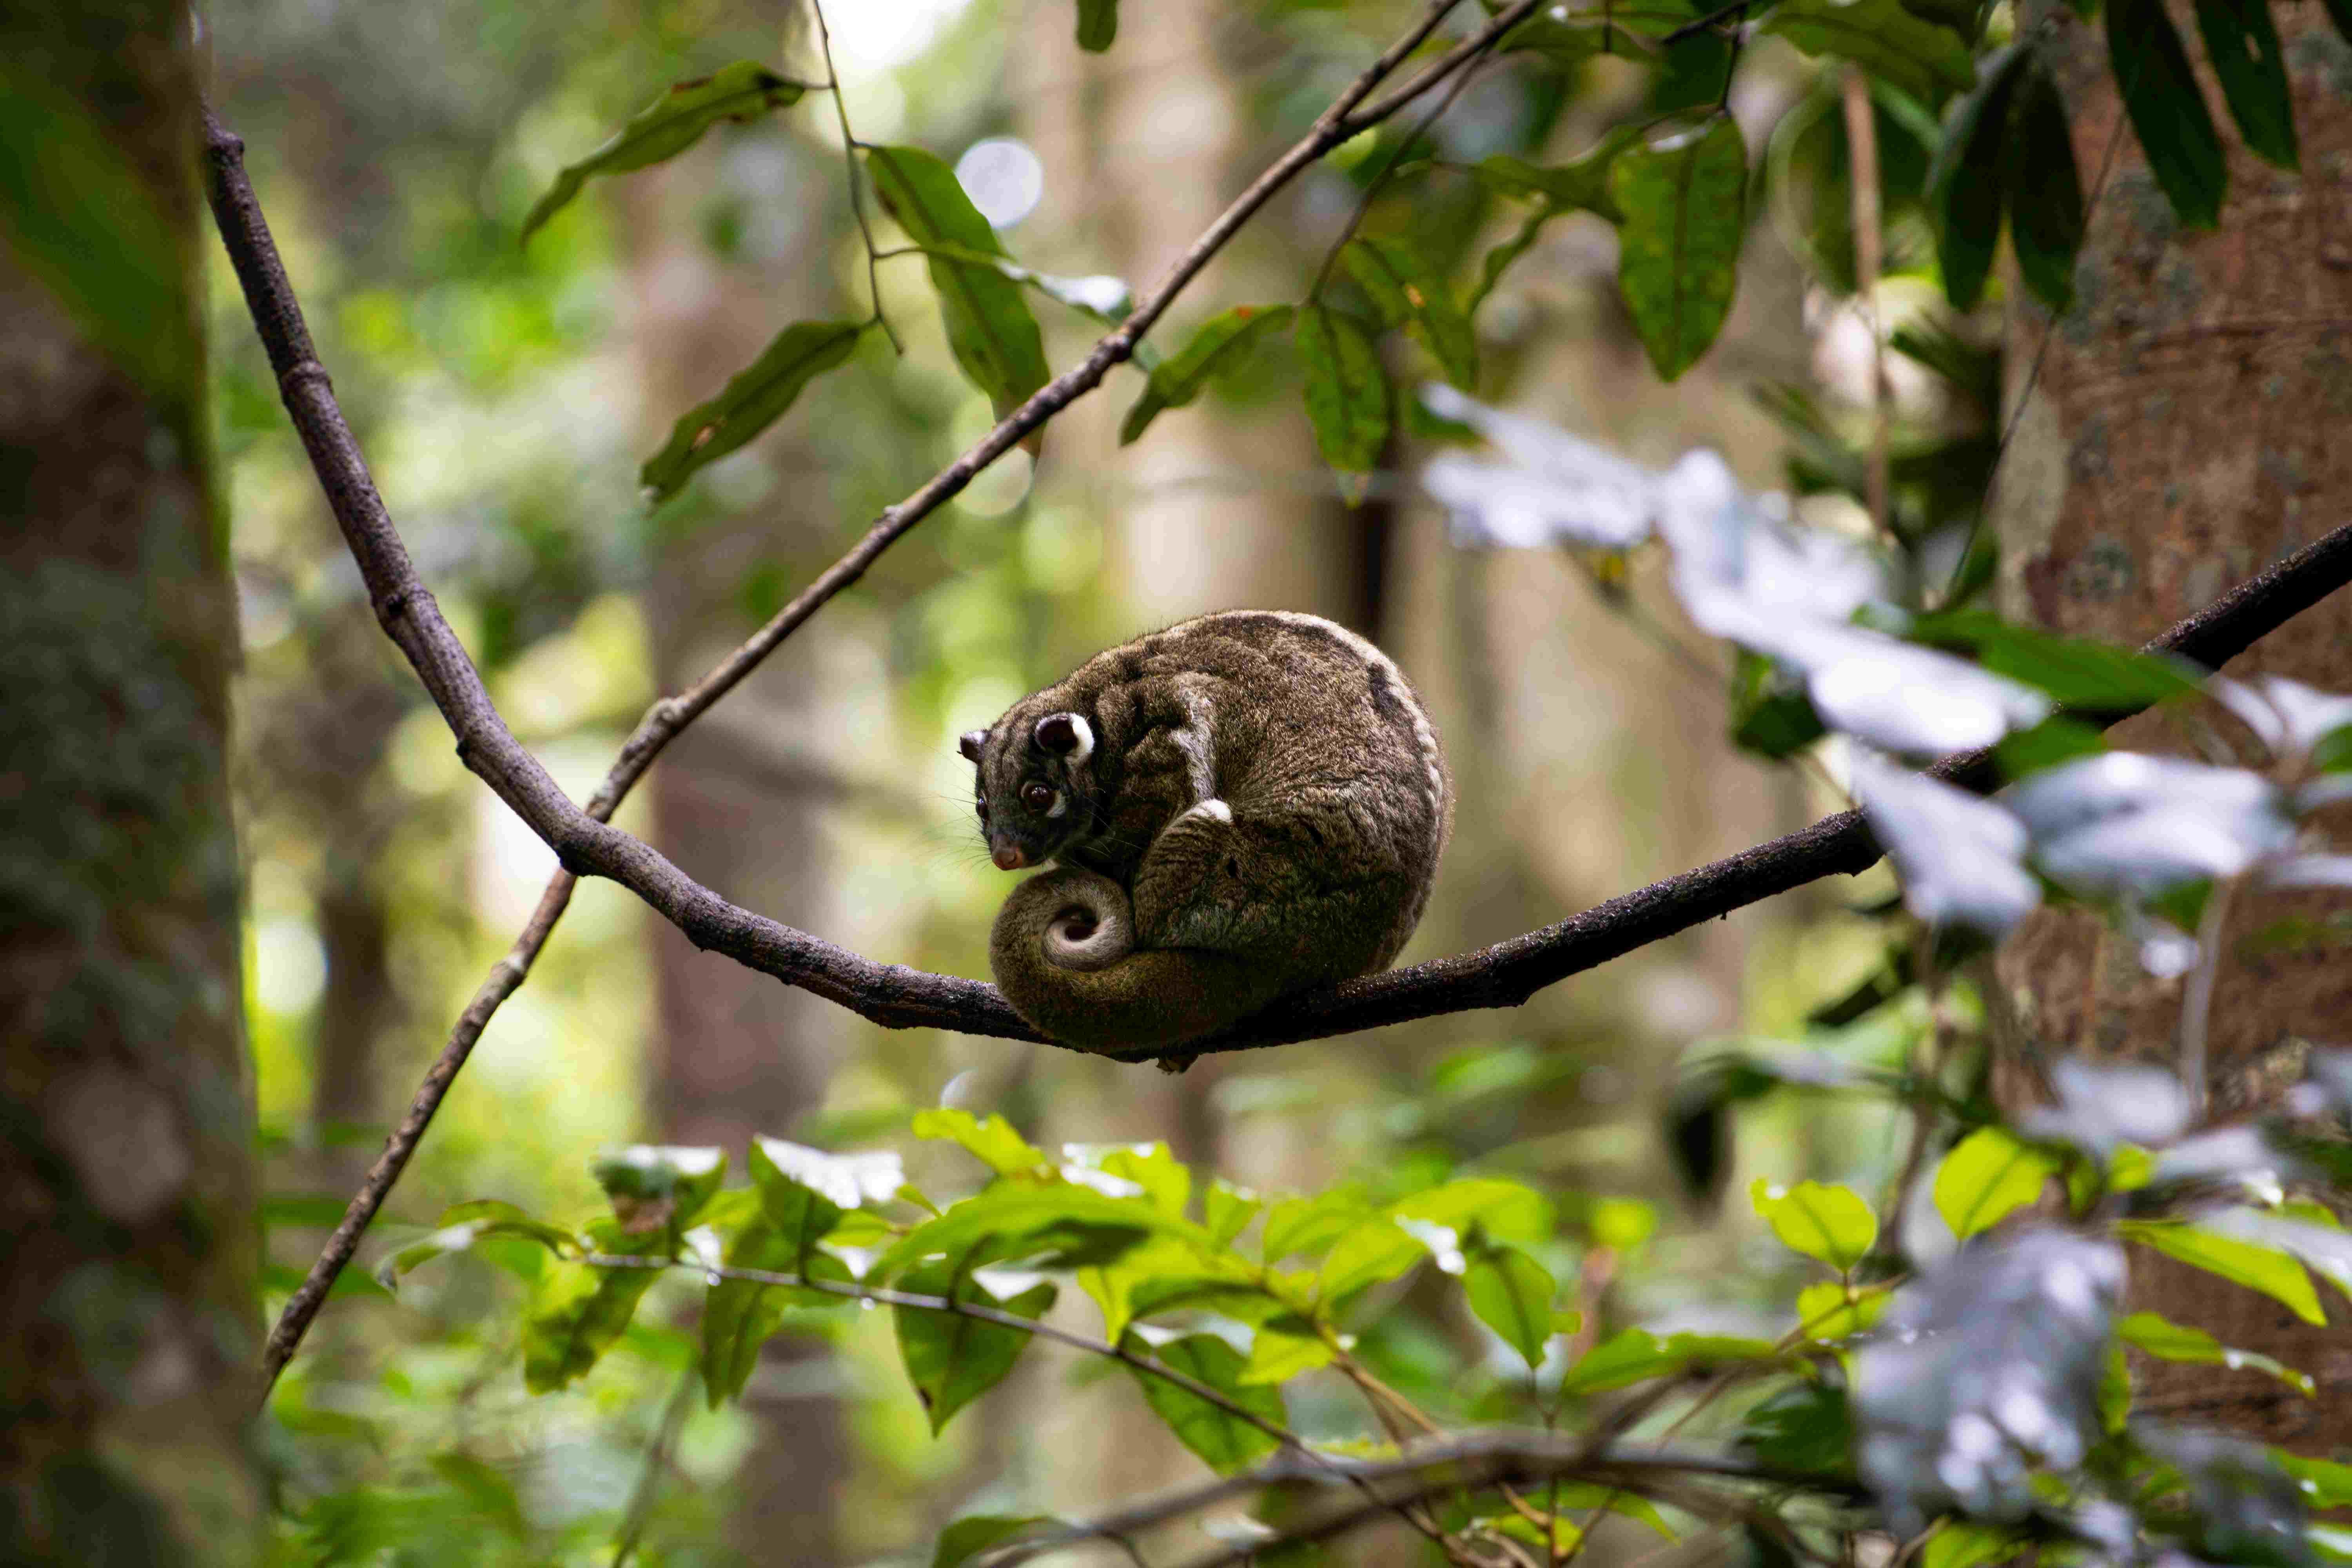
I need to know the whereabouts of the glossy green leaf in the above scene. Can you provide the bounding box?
[2001,61,2087,311]
[1393,1178,1553,1249]
[2122,1220,2326,1324]
[1934,1126,2058,1240]
[1751,1179,1878,1270]
[700,1223,854,1406]
[1762,0,1976,105]
[895,1260,1055,1435]
[1206,1180,1263,1248]
[1124,1332,1286,1472]
[1465,1245,1557,1367]
[1498,15,1619,68]
[376,1203,577,1292]
[1064,1141,1190,1216]
[591,1145,726,1236]
[1795,1279,1891,1341]
[1925,45,2027,311]
[1319,1216,1427,1301]
[2117,1310,2314,1394]
[1997,715,2107,778]
[522,1222,666,1393]
[878,1183,1193,1281]
[1548,1484,1676,1537]
[1262,1188,1372,1263]
[1295,305,1390,505]
[1240,1316,1335,1385]
[523,63,808,242]
[1118,305,1296,445]
[935,1515,1062,1568]
[2107,0,2228,227]
[426,1453,527,1539]
[1078,1238,1258,1346]
[1472,124,1641,221]
[866,144,1051,418]
[1905,609,2205,710]
[1343,237,1477,388]
[912,1108,1050,1178]
[1922,1523,2028,1568]
[1075,0,1117,49]
[2194,0,2298,169]
[1737,1381,1854,1478]
[2275,1450,2352,1508]
[1609,116,1747,381]
[640,319,866,500]
[1557,1328,1780,1394]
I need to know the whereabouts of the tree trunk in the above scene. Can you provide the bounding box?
[0,1,262,1559]
[1992,0,2352,1444]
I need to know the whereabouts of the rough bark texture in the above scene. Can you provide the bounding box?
[0,1,262,1559]
[626,154,849,1559]
[1993,0,2352,1443]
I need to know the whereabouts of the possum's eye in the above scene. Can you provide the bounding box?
[975,799,990,822]
[1020,781,1054,812]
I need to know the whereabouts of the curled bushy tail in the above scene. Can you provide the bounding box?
[988,868,1290,1053]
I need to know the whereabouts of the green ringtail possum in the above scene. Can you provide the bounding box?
[961,610,1451,1053]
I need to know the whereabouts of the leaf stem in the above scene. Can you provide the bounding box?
[809,0,901,352]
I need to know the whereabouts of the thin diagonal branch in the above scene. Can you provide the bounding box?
[227,0,1527,1390]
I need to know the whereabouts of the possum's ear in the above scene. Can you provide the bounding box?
[1032,711,1092,762]
[959,730,987,764]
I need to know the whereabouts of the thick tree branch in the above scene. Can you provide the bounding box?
[222,0,1535,1388]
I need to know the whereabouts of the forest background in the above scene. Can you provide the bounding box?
[18,0,2352,1561]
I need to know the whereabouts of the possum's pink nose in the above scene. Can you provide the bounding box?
[993,845,1027,870]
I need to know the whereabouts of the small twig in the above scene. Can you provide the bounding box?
[809,0,900,352]
[1663,0,1756,45]
[1839,68,1888,539]
[1308,42,1495,302]
[611,1365,699,1567]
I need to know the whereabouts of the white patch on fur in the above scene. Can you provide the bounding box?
[1062,713,1094,765]
[1047,795,1069,818]
[1185,797,1233,826]
[1172,678,1219,804]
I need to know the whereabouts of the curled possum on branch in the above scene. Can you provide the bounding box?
[961,610,1451,1054]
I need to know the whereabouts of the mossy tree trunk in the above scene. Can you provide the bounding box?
[1992,0,2352,1444]
[0,0,262,1560]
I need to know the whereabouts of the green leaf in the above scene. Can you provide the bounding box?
[591,1145,726,1236]
[1904,609,2205,710]
[895,1260,1055,1435]
[1750,1179,1878,1270]
[1206,1180,1263,1248]
[1119,305,1296,445]
[427,1452,528,1539]
[1393,1178,1554,1249]
[1319,1217,1428,1301]
[935,1515,1061,1568]
[522,1222,666,1393]
[2122,1220,2326,1325]
[2001,61,2087,312]
[1472,125,1641,221]
[639,319,866,501]
[1922,1522,2027,1568]
[1295,305,1390,505]
[1548,1484,1676,1537]
[865,144,1051,419]
[1933,1126,2058,1240]
[1925,45,2028,312]
[1065,1141,1190,1216]
[2116,1310,2314,1394]
[1124,1332,1286,1472]
[1557,1328,1780,1394]
[1262,1189,1372,1263]
[1499,15,1620,69]
[1730,649,1826,758]
[912,1108,1050,1178]
[523,64,809,242]
[1795,1279,1889,1341]
[1465,1246,1557,1367]
[2194,0,2297,169]
[1074,0,1117,50]
[376,1203,578,1292]
[1761,0,1976,105]
[878,1183,1193,1282]
[2275,1450,2352,1509]
[1737,1381,1855,1478]
[2107,0,2229,227]
[1241,1316,1336,1385]
[1609,116,1747,381]
[1997,715,2107,778]
[1342,237,1477,388]
[701,1229,853,1406]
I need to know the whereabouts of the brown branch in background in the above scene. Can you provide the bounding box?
[219,0,1533,1391]
[1839,67,1889,537]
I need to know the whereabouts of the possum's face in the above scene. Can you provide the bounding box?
[962,708,1098,871]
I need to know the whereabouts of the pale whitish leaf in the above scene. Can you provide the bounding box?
[2116,1310,2314,1395]
[1789,629,2050,756]
[1853,1229,2123,1533]
[2265,855,2352,889]
[2201,1208,2352,1303]
[1932,1126,2057,1241]
[1850,752,2040,935]
[1417,386,1660,549]
[1751,1179,1877,1270]
[2017,1057,2191,1158]
[753,1136,905,1210]
[2005,753,2292,895]
[2209,677,2352,757]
